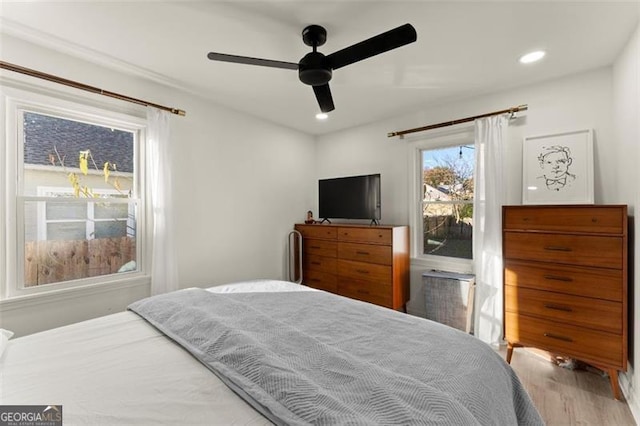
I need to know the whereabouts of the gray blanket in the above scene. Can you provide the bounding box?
[128,288,543,425]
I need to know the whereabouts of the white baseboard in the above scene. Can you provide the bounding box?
[619,369,640,424]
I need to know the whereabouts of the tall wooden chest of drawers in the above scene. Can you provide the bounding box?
[502,205,628,399]
[294,223,409,310]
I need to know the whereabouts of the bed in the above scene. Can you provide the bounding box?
[0,280,543,425]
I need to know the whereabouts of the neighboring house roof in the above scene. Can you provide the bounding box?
[423,184,451,201]
[23,111,134,173]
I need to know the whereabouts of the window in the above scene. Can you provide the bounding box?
[2,89,146,298]
[410,128,475,266]
[421,145,474,258]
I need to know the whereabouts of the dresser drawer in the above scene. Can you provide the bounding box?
[338,227,392,245]
[303,269,337,293]
[303,254,337,274]
[504,312,623,368]
[304,239,337,257]
[296,225,337,240]
[503,206,625,234]
[338,242,392,265]
[504,260,623,302]
[504,232,623,269]
[504,286,622,334]
[338,277,392,308]
[337,259,392,283]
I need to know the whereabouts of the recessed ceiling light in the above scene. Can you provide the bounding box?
[519,50,546,64]
[316,113,328,120]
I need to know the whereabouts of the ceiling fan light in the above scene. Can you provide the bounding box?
[519,50,546,64]
[316,113,328,120]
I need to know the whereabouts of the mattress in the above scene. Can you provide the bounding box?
[0,280,306,425]
[0,279,541,425]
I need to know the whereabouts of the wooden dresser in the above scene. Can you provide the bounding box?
[502,205,628,399]
[294,223,409,310]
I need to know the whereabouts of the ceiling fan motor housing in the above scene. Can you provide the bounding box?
[298,52,332,86]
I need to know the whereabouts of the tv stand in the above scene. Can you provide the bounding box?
[319,218,332,224]
[294,223,409,311]
[370,219,379,226]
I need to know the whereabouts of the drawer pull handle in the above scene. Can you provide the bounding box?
[544,303,573,312]
[310,246,321,249]
[356,251,370,255]
[544,246,572,252]
[356,269,370,274]
[311,261,321,265]
[357,289,370,295]
[544,333,573,343]
[310,278,321,282]
[543,274,573,282]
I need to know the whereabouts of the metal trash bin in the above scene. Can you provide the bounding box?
[423,270,475,333]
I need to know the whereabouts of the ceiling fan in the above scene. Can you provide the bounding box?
[207,23,417,113]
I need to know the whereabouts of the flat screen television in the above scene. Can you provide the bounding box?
[318,174,381,224]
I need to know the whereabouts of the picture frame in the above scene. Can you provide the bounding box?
[522,129,594,205]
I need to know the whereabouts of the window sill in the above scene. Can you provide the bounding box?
[0,275,151,312]
[411,256,473,274]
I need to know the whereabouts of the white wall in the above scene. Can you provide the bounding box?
[317,67,615,316]
[169,84,316,287]
[613,22,640,420]
[0,35,317,336]
[316,68,615,222]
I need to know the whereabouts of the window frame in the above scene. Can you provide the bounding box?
[408,124,475,272]
[2,86,148,300]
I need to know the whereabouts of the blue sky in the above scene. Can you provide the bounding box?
[422,145,474,171]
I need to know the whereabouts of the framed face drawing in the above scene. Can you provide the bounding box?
[522,129,594,205]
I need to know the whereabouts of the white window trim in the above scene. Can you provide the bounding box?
[1,85,149,300]
[408,124,475,273]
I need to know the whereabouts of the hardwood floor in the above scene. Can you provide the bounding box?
[499,346,636,425]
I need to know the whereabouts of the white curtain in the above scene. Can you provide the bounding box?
[472,114,509,345]
[146,108,178,295]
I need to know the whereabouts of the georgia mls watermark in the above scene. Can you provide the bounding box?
[0,405,62,426]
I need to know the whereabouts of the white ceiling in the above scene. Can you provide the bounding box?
[1,1,638,135]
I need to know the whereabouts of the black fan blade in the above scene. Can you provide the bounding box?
[207,52,298,70]
[326,23,417,70]
[313,84,335,113]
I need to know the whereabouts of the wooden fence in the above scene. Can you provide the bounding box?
[424,216,472,239]
[24,237,136,287]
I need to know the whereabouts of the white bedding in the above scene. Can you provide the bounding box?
[207,279,317,294]
[0,280,308,425]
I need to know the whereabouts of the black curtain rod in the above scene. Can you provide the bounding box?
[0,61,186,117]
[387,104,527,138]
